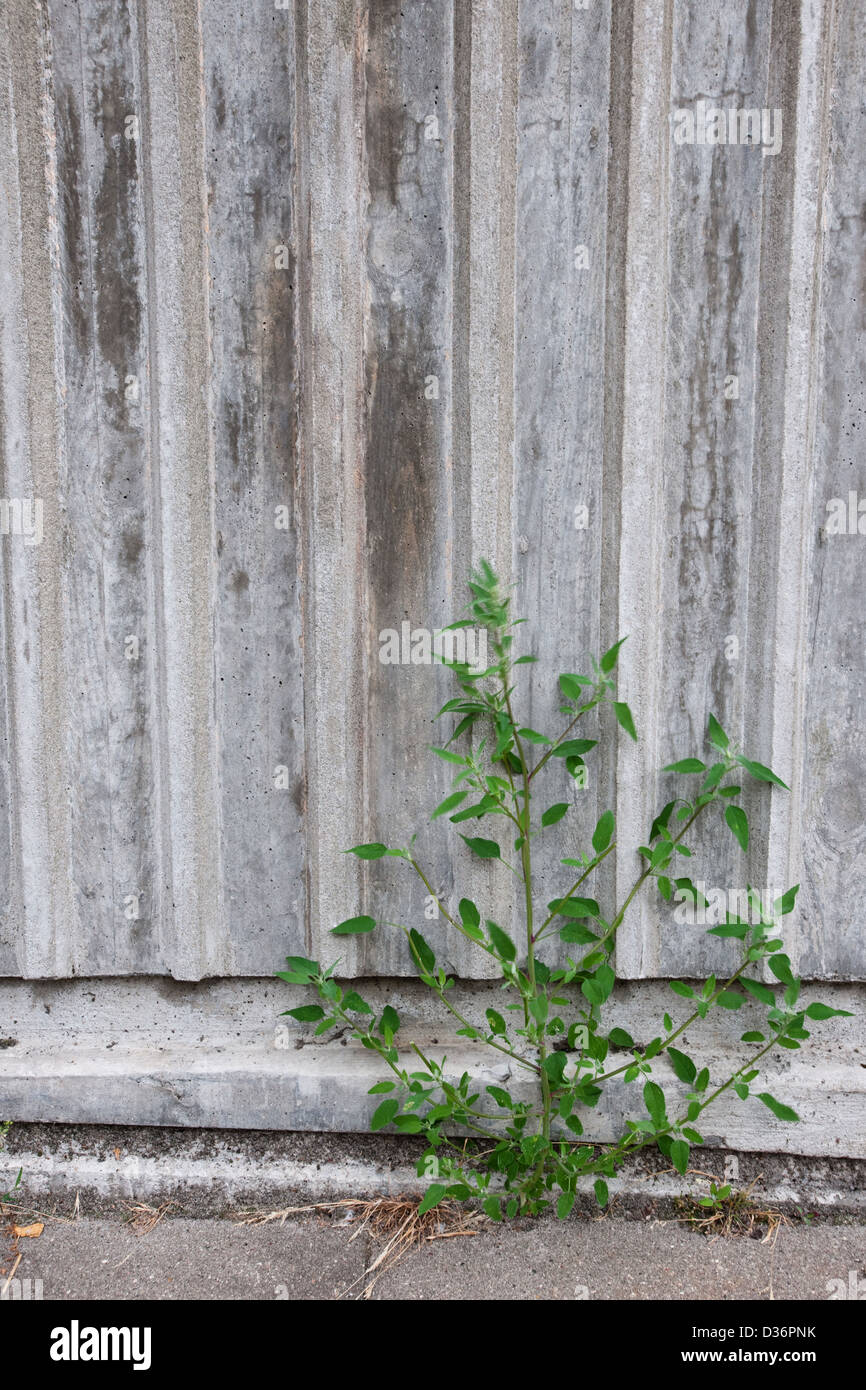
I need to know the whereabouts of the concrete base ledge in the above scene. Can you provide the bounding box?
[3,1124,865,1218]
[1,977,863,1157]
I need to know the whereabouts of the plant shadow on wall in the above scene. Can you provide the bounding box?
[277,564,852,1221]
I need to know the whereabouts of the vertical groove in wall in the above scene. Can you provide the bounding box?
[135,0,171,980]
[763,0,836,971]
[451,0,520,959]
[138,0,223,980]
[600,0,635,918]
[612,0,674,979]
[465,0,518,584]
[301,0,368,970]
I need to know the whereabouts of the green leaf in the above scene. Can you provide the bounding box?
[409,929,436,973]
[643,1080,666,1128]
[541,1052,568,1084]
[459,897,480,931]
[768,954,794,985]
[805,1002,854,1020]
[417,1184,447,1216]
[342,991,372,1014]
[707,921,749,939]
[368,1081,396,1094]
[370,1099,399,1131]
[486,1009,506,1036]
[379,1004,400,1038]
[347,843,388,859]
[649,801,675,840]
[740,1032,765,1043]
[594,1178,609,1208]
[757,1092,800,1123]
[613,702,637,741]
[284,1004,325,1022]
[774,884,800,916]
[450,799,495,823]
[707,713,729,752]
[542,802,570,827]
[725,805,749,853]
[662,759,707,774]
[667,1047,697,1085]
[461,835,501,859]
[557,1191,576,1220]
[740,977,776,1006]
[559,673,593,700]
[276,955,320,984]
[487,921,516,962]
[431,790,468,820]
[716,991,744,1010]
[670,1139,690,1176]
[394,1115,424,1133]
[485,1085,513,1109]
[551,738,598,759]
[517,727,552,745]
[600,637,627,673]
[332,914,376,935]
[582,964,615,1006]
[548,896,600,918]
[669,981,694,999]
[592,810,615,854]
[528,994,548,1024]
[738,757,789,790]
[608,1027,635,1048]
[429,746,466,765]
[483,1196,502,1222]
[559,921,598,945]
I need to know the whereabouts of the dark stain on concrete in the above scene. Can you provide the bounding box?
[91,62,143,431]
[56,91,90,360]
[363,4,436,615]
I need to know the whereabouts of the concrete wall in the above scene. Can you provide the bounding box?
[0,1,863,1152]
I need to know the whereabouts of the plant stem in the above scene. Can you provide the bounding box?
[528,694,601,783]
[504,683,552,1144]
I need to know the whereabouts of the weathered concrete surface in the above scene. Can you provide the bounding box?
[2,1210,863,1302]
[0,2,864,1143]
[0,977,862,1150]
[4,1124,866,1217]
[0,0,863,982]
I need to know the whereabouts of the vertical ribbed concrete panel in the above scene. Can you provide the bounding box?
[513,0,616,940]
[47,0,160,974]
[0,0,863,986]
[611,0,672,979]
[0,0,76,978]
[451,0,519,957]
[202,1,305,971]
[298,0,368,973]
[799,0,864,977]
[138,0,223,979]
[361,0,461,975]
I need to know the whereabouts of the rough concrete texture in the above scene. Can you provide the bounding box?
[0,0,864,1157]
[1,1211,863,1302]
[1,978,863,1151]
[4,1125,865,1219]
[0,0,862,982]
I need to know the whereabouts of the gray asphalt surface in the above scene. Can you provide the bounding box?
[2,1209,863,1301]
